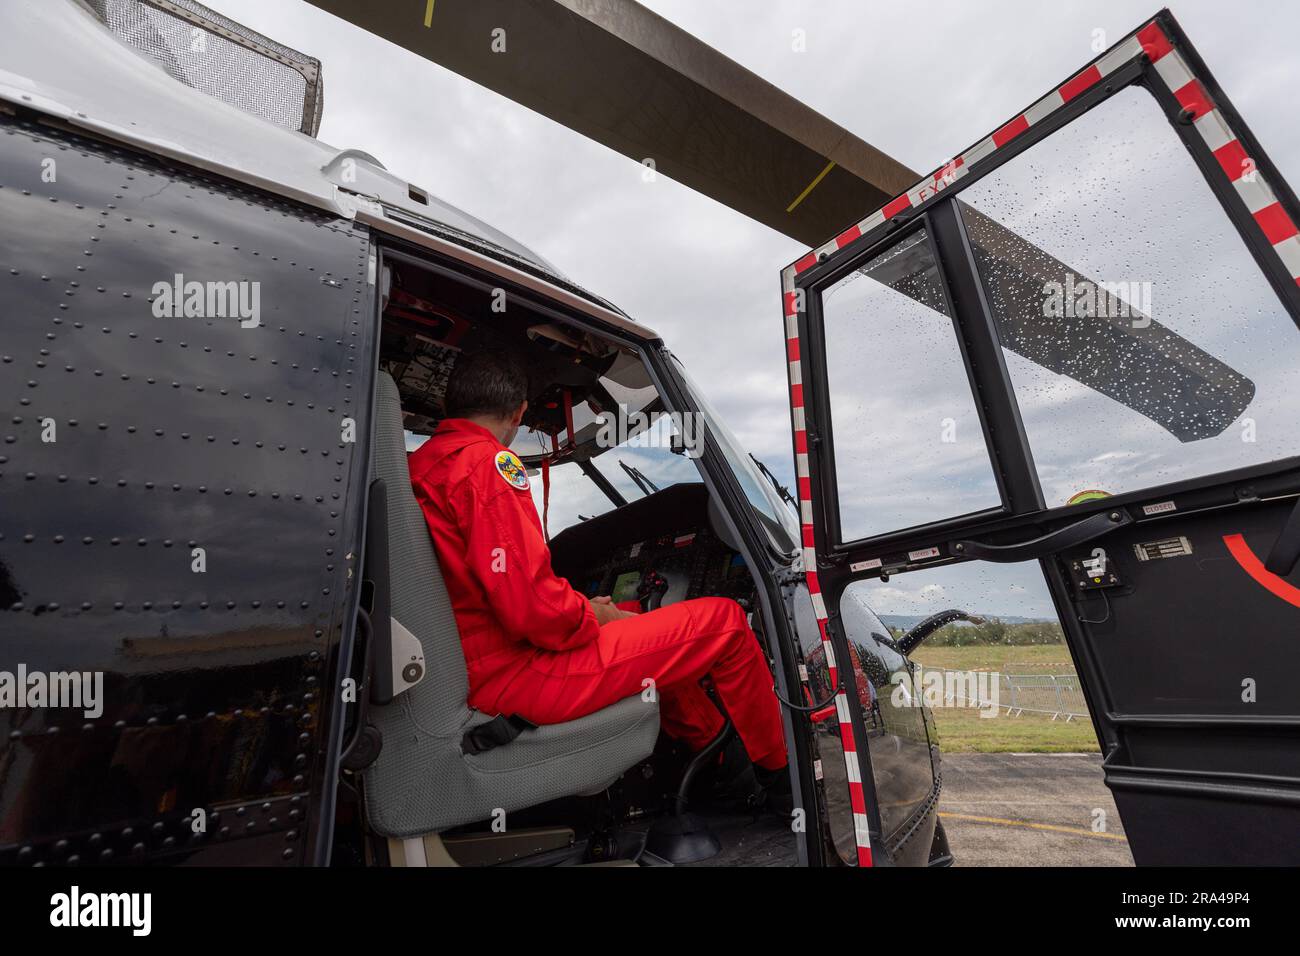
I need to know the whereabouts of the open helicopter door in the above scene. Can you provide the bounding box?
[781,9,1300,866]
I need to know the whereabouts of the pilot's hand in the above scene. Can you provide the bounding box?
[589,596,634,626]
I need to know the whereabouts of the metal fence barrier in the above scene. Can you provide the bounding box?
[929,667,1089,721]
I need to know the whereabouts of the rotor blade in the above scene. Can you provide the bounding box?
[958,205,1255,441]
[303,0,914,246]
[865,205,1255,441]
[305,0,1255,441]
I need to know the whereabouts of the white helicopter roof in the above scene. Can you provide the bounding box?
[0,0,654,338]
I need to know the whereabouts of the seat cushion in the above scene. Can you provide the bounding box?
[367,693,661,838]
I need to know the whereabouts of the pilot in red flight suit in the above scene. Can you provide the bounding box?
[409,349,790,800]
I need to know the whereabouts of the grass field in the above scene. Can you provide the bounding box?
[910,643,1099,753]
[910,643,1077,673]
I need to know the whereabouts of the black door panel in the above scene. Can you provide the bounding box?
[1061,501,1300,723]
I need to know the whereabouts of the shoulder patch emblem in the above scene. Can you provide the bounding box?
[494,450,530,490]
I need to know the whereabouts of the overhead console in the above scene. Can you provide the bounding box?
[377,255,660,464]
[549,484,754,612]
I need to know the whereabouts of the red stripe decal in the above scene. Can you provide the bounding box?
[1224,533,1300,608]
[1254,202,1300,245]
[1059,64,1102,102]
[882,193,912,219]
[797,477,812,502]
[794,252,818,274]
[793,429,807,453]
[1173,78,1213,121]
[992,114,1029,148]
[848,782,867,814]
[802,525,815,547]
[928,161,961,194]
[857,845,874,867]
[835,224,862,248]
[1212,139,1250,182]
[790,383,804,407]
[787,337,800,362]
[783,290,799,316]
[1137,21,1173,61]
[839,727,856,754]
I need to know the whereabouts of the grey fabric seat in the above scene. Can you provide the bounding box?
[363,372,660,839]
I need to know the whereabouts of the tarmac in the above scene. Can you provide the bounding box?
[939,752,1133,866]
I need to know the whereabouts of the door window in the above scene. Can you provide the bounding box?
[820,229,1003,542]
[959,86,1300,506]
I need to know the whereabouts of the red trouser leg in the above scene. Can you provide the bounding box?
[657,677,726,751]
[499,596,788,770]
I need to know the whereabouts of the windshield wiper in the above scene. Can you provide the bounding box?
[619,459,660,497]
[578,459,628,508]
[750,453,798,513]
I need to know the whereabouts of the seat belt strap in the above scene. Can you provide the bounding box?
[562,388,575,449]
[541,448,551,543]
[460,714,538,755]
[539,391,573,543]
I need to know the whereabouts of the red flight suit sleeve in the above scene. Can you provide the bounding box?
[456,456,601,652]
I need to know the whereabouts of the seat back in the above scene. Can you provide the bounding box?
[370,371,472,729]
[364,372,477,834]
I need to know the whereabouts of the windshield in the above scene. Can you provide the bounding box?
[520,419,702,535]
[671,354,799,555]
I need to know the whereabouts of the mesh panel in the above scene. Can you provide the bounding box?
[88,0,324,136]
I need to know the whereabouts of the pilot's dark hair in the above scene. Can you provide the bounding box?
[443,348,529,419]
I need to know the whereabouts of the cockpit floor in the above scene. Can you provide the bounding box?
[632,810,798,867]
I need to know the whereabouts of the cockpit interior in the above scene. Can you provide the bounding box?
[335,249,800,867]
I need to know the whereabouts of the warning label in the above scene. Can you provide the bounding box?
[1134,536,1193,561]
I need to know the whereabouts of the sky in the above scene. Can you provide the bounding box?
[199,0,1300,619]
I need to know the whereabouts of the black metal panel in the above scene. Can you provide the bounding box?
[0,113,373,865]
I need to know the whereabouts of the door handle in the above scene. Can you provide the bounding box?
[1264,497,1300,576]
[953,509,1131,563]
